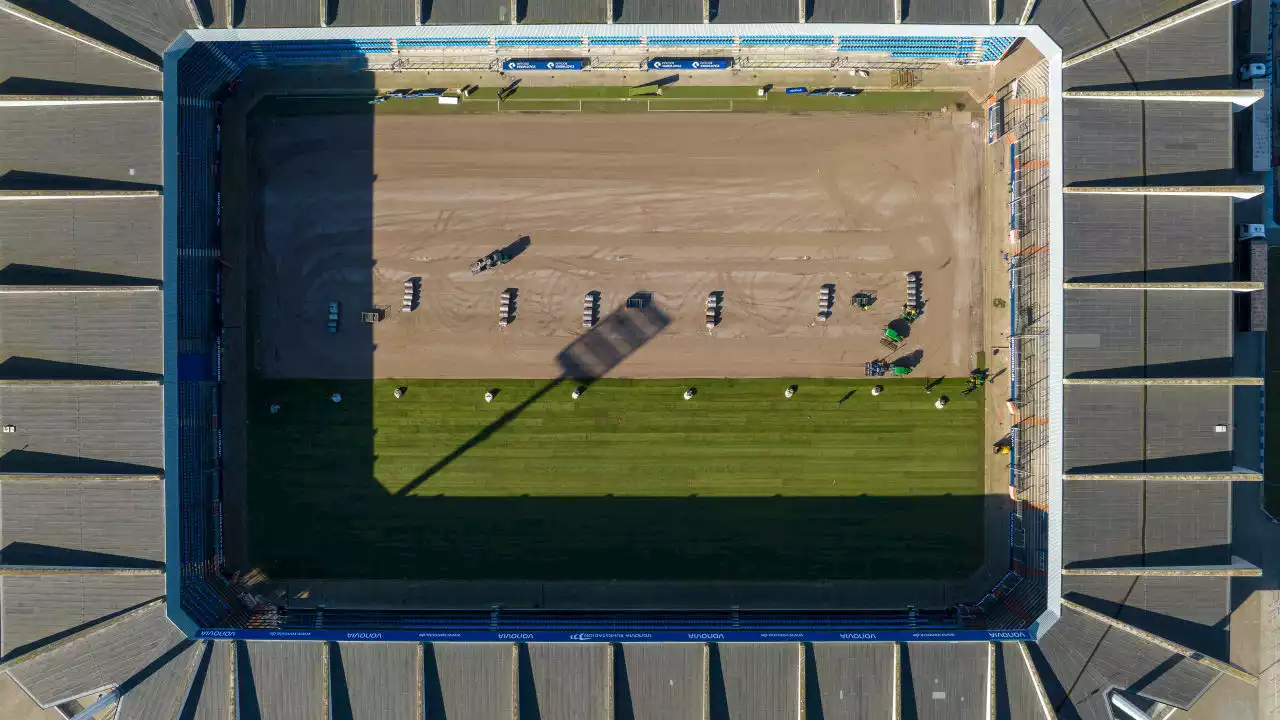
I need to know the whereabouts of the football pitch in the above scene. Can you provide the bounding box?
[246,378,985,582]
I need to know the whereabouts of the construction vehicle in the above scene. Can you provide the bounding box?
[471,250,511,275]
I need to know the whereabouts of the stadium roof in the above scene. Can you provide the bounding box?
[0,0,1263,716]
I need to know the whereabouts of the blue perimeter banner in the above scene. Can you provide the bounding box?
[502,59,585,71]
[200,628,1033,642]
[647,58,733,70]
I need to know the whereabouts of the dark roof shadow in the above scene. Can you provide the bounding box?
[1,541,163,569]
[0,358,161,382]
[900,644,919,720]
[1066,452,1234,475]
[422,643,447,719]
[517,643,541,720]
[707,643,728,720]
[0,170,160,193]
[1069,170,1243,189]
[1066,75,1235,93]
[329,642,353,719]
[6,0,161,66]
[0,264,159,286]
[802,643,827,720]
[1066,359,1235,380]
[190,0,214,27]
[1067,263,1235,284]
[0,77,159,97]
[236,640,262,720]
[0,450,160,475]
[1066,545,1232,571]
[178,640,216,720]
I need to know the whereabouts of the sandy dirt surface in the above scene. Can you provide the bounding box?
[250,110,983,380]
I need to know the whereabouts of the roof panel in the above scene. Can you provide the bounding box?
[1062,575,1229,658]
[1063,194,1144,282]
[806,0,892,22]
[1087,626,1220,709]
[1064,385,1145,473]
[525,0,610,23]
[1031,0,1189,58]
[1143,102,1233,181]
[7,602,184,706]
[1143,292,1233,377]
[0,574,164,659]
[60,0,193,58]
[426,643,514,720]
[0,293,162,380]
[1,476,164,567]
[422,0,511,23]
[520,643,611,720]
[617,643,704,720]
[117,640,202,720]
[806,643,894,720]
[0,105,161,188]
[1064,100,1142,186]
[711,0,797,23]
[0,12,160,93]
[239,641,325,720]
[333,642,420,720]
[1063,5,1234,90]
[1145,196,1233,281]
[0,384,163,473]
[1062,478,1144,567]
[614,0,703,23]
[712,643,799,720]
[1063,291,1144,377]
[238,0,318,27]
[904,643,986,720]
[903,0,987,23]
[1142,480,1230,565]
[327,0,417,26]
[0,197,162,284]
[1143,386,1233,470]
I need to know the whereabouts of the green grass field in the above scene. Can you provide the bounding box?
[246,378,986,582]
[258,88,968,117]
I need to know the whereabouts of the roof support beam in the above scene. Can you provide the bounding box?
[0,474,162,482]
[1063,557,1262,577]
[1064,377,1263,387]
[1063,185,1264,200]
[1018,0,1037,24]
[1064,89,1264,108]
[182,0,205,29]
[892,642,902,720]
[1064,469,1262,482]
[0,284,160,294]
[70,689,119,720]
[1064,281,1263,292]
[985,643,996,720]
[1061,598,1258,685]
[0,379,160,387]
[893,0,902,24]
[1016,643,1055,720]
[0,189,160,201]
[0,565,163,576]
[1064,0,1235,68]
[0,96,160,108]
[178,643,211,720]
[988,0,996,24]
[0,1,159,72]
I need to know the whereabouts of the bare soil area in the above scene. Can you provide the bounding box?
[251,111,983,379]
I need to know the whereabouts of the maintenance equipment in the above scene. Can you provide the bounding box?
[905,271,923,314]
[817,284,834,322]
[583,291,598,328]
[499,289,516,327]
[361,309,384,324]
[865,359,889,376]
[706,291,721,328]
[471,250,512,275]
[327,301,339,333]
[880,327,903,351]
[852,292,876,310]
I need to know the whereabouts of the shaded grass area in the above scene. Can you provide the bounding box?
[255,89,967,117]
[247,378,985,581]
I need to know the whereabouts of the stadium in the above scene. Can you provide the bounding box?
[0,0,1273,717]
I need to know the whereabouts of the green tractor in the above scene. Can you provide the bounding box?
[880,327,903,351]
